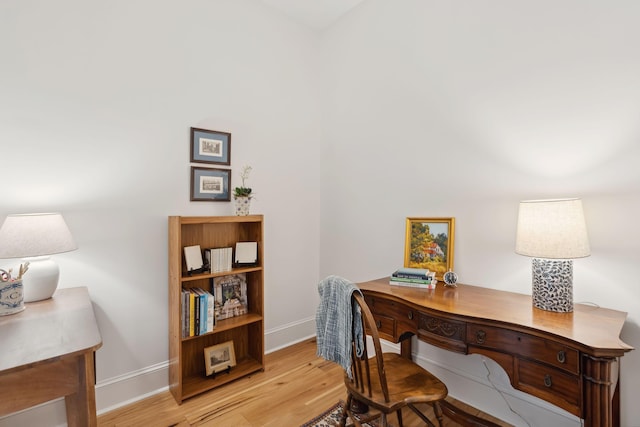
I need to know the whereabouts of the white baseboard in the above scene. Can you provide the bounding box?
[407,339,581,427]
[96,360,169,414]
[0,320,579,427]
[0,317,317,427]
[265,315,316,353]
[0,361,170,427]
[0,399,67,427]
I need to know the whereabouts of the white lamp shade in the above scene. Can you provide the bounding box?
[0,213,77,302]
[0,213,77,258]
[515,198,590,259]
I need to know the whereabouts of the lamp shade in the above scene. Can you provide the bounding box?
[0,213,77,258]
[515,198,590,259]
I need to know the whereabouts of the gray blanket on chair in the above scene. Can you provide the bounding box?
[315,275,364,378]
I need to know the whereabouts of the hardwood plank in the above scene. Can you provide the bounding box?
[98,338,511,426]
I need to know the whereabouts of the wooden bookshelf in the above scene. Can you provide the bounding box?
[168,215,264,404]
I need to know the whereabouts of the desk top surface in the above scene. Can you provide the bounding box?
[358,277,633,355]
[0,287,102,372]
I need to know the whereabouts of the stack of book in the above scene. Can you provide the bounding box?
[181,287,215,338]
[205,247,233,273]
[390,267,436,289]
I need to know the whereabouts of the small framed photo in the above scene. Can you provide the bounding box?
[191,167,231,201]
[404,217,455,280]
[190,127,231,165]
[204,340,236,376]
[183,245,204,273]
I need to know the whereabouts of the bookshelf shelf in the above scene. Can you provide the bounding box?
[180,266,262,283]
[180,313,263,342]
[180,357,263,400]
[168,215,265,404]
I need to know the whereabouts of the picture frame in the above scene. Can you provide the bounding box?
[190,127,231,165]
[183,245,204,273]
[204,340,236,376]
[190,167,231,201]
[404,217,455,280]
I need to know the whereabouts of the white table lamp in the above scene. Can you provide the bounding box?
[0,213,77,302]
[515,198,590,312]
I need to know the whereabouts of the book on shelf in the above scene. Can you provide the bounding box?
[204,247,233,274]
[193,288,201,335]
[195,288,209,335]
[188,290,195,337]
[213,273,248,321]
[203,289,215,332]
[181,289,190,338]
[181,287,216,338]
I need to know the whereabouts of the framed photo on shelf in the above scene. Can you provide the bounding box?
[404,217,455,280]
[204,341,236,376]
[190,127,231,165]
[190,167,231,201]
[183,245,204,273]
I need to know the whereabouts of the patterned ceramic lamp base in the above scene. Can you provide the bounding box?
[531,258,573,313]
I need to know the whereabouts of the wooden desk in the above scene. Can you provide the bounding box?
[358,278,633,427]
[0,287,102,426]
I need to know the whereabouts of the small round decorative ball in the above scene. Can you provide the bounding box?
[443,270,458,287]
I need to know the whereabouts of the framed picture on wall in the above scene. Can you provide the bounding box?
[404,217,455,280]
[190,127,231,165]
[204,340,236,376]
[190,167,231,201]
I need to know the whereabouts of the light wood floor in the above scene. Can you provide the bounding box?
[98,338,512,427]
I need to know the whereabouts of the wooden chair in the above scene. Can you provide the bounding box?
[340,292,448,427]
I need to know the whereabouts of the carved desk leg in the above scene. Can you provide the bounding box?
[583,355,619,427]
[400,337,412,359]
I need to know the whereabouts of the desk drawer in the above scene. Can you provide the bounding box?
[467,324,579,374]
[371,314,395,340]
[418,314,467,353]
[517,359,581,416]
[366,297,416,341]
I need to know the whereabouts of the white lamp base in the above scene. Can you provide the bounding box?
[22,256,60,302]
[531,258,573,313]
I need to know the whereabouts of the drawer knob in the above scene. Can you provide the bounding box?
[557,350,566,364]
[544,374,553,388]
[408,311,414,320]
[475,330,486,344]
[376,320,382,329]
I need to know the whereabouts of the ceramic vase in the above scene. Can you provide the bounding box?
[234,196,251,216]
[0,279,25,316]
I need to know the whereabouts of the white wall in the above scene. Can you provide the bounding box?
[320,1,640,426]
[2,0,639,426]
[0,0,320,424]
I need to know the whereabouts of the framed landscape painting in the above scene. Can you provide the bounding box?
[404,217,455,280]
